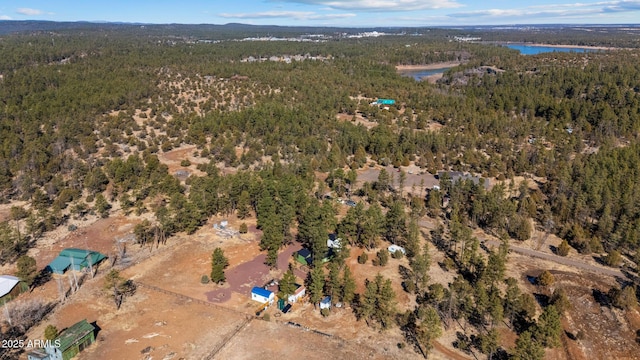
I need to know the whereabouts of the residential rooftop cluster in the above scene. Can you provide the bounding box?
[240,54,333,63]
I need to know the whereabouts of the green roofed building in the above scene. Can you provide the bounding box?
[27,319,96,360]
[46,248,106,275]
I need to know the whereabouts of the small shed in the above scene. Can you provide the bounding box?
[327,234,342,249]
[28,319,96,360]
[287,284,306,303]
[320,296,332,309]
[388,245,406,255]
[294,248,313,266]
[0,275,28,305]
[251,287,275,304]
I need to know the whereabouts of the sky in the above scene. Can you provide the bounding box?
[1,0,640,27]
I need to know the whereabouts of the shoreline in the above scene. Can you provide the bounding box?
[395,61,463,71]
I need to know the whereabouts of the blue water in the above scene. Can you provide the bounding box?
[400,67,451,81]
[506,44,600,55]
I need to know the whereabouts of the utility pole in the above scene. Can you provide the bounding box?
[69,256,79,292]
[84,237,94,278]
[3,301,11,326]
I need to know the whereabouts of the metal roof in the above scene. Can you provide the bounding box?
[56,319,95,352]
[47,249,106,273]
[251,287,273,299]
[0,275,21,297]
[47,256,72,273]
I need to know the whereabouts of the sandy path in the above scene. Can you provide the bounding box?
[396,62,463,71]
[485,239,623,278]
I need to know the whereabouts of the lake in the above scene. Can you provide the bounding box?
[399,67,451,81]
[506,44,602,55]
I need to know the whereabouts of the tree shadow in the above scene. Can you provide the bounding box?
[549,245,558,255]
[592,255,610,267]
[452,331,472,354]
[493,348,510,360]
[592,288,611,307]
[533,293,550,307]
[31,268,52,290]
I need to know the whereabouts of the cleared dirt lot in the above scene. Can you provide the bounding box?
[30,283,249,360]
[215,318,399,360]
[357,165,438,195]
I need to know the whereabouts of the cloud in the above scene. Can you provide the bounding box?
[17,8,44,16]
[219,11,356,20]
[448,0,640,20]
[0,15,11,20]
[602,0,640,11]
[269,0,462,11]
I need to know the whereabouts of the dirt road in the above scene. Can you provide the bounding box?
[484,239,623,278]
[417,216,623,278]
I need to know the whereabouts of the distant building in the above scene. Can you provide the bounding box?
[294,248,313,266]
[28,319,96,360]
[375,99,396,105]
[437,171,489,189]
[388,245,406,256]
[46,248,106,275]
[287,284,306,303]
[294,247,334,266]
[251,287,275,304]
[0,275,28,305]
[327,234,342,249]
[320,296,332,309]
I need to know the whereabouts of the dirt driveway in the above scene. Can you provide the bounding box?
[206,243,302,302]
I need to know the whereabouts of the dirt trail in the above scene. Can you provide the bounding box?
[433,341,472,360]
[484,239,623,278]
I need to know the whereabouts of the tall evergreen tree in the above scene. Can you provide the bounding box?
[279,267,297,299]
[308,265,325,307]
[341,266,356,305]
[210,248,229,284]
[298,198,328,263]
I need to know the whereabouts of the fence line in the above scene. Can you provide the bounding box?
[133,281,251,318]
[202,317,252,360]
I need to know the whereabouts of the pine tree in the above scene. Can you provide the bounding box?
[279,267,297,299]
[385,201,407,245]
[533,305,562,348]
[210,248,229,284]
[341,266,356,305]
[308,265,325,306]
[409,242,431,290]
[513,331,545,360]
[236,190,251,219]
[94,193,111,218]
[479,327,500,360]
[338,202,365,246]
[16,255,38,287]
[298,198,328,263]
[327,262,341,302]
[362,203,384,249]
[416,305,443,356]
[358,273,396,329]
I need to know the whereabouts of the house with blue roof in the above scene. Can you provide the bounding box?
[251,287,275,304]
